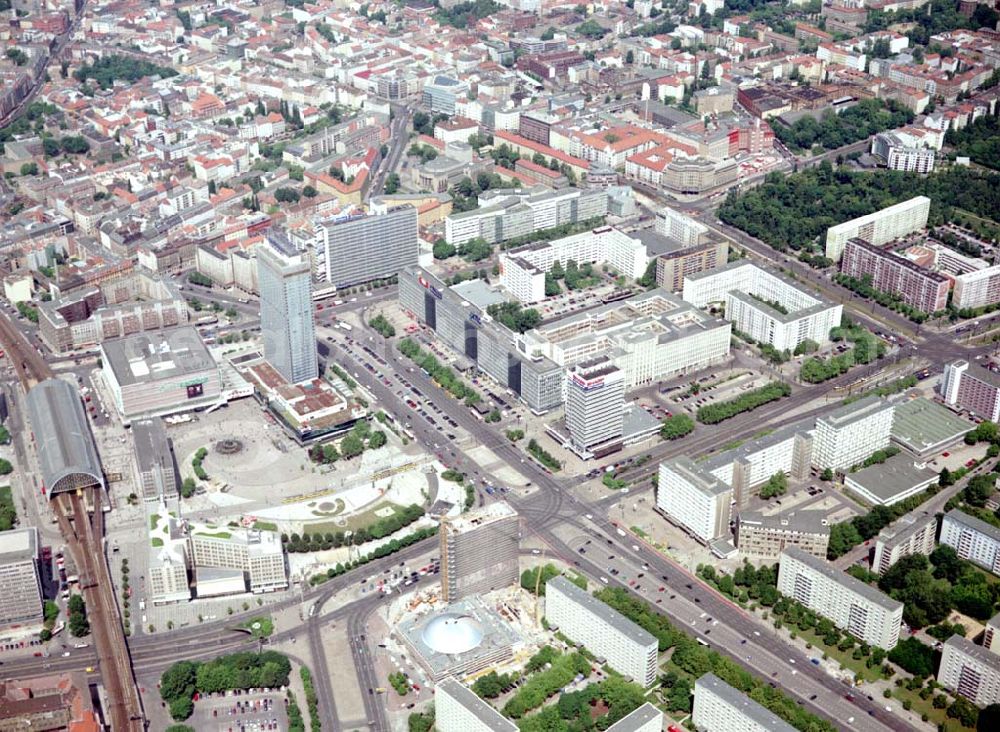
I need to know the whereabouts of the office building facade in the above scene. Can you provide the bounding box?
[189,528,288,594]
[440,502,520,602]
[812,396,895,471]
[545,576,658,687]
[840,238,949,314]
[131,419,179,503]
[657,457,732,544]
[825,196,931,262]
[435,678,518,732]
[693,673,798,732]
[941,360,1000,422]
[938,635,1000,707]
[565,358,625,456]
[941,509,1000,575]
[0,528,43,632]
[778,547,904,649]
[257,233,317,384]
[736,510,830,561]
[317,207,418,288]
[682,262,842,352]
[873,513,937,575]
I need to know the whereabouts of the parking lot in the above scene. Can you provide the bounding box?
[189,690,287,732]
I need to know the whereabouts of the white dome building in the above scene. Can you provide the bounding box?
[421,614,484,655]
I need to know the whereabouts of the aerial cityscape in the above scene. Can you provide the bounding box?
[1,0,1000,729]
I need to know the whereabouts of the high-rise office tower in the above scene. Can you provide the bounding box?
[0,528,43,631]
[317,207,418,288]
[439,502,519,602]
[257,230,317,384]
[565,357,625,457]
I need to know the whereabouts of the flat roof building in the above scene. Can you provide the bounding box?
[545,575,658,687]
[440,502,519,603]
[605,702,663,732]
[682,261,842,352]
[890,397,970,458]
[941,509,1000,576]
[736,510,830,561]
[0,528,43,632]
[938,635,1000,707]
[131,419,178,504]
[565,357,625,458]
[942,360,1000,423]
[812,396,895,472]
[258,232,317,385]
[984,610,1000,655]
[317,206,419,288]
[840,238,949,315]
[844,455,939,507]
[873,513,937,575]
[100,327,222,423]
[693,673,798,732]
[657,457,732,544]
[25,379,104,498]
[825,196,930,262]
[435,677,517,732]
[778,546,904,649]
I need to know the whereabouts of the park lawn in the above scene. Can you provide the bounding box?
[305,501,403,536]
[784,624,882,683]
[0,486,15,531]
[889,685,972,731]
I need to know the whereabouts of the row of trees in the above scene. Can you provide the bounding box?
[502,650,591,719]
[487,301,542,333]
[526,438,561,472]
[696,381,792,424]
[660,413,694,440]
[397,338,481,405]
[309,526,437,585]
[368,314,395,338]
[282,504,424,553]
[159,652,292,720]
[518,676,646,732]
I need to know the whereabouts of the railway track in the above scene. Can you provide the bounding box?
[0,313,145,730]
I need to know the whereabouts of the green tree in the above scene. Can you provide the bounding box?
[340,434,364,459]
[660,414,694,440]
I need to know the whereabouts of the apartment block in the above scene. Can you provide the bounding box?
[654,237,729,293]
[871,132,936,173]
[736,510,830,561]
[940,509,1000,575]
[825,196,931,262]
[938,635,1000,707]
[440,502,520,602]
[983,610,1000,655]
[777,547,904,649]
[702,418,813,508]
[873,513,937,575]
[942,360,1000,422]
[655,207,708,246]
[445,188,608,247]
[435,678,518,732]
[565,357,625,457]
[682,261,842,352]
[545,576,658,686]
[316,207,419,288]
[693,673,798,732]
[0,529,43,632]
[606,703,663,732]
[840,238,949,314]
[657,457,732,544]
[954,265,1000,310]
[812,396,895,471]
[499,226,647,304]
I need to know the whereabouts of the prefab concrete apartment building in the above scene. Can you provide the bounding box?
[435,678,518,732]
[682,261,842,352]
[840,237,949,314]
[811,396,895,471]
[777,546,904,649]
[693,673,798,732]
[941,359,1000,422]
[938,635,1000,707]
[940,508,1000,575]
[656,457,732,544]
[825,196,931,262]
[545,575,658,687]
[316,206,418,288]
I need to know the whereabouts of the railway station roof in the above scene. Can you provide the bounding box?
[25,379,104,497]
